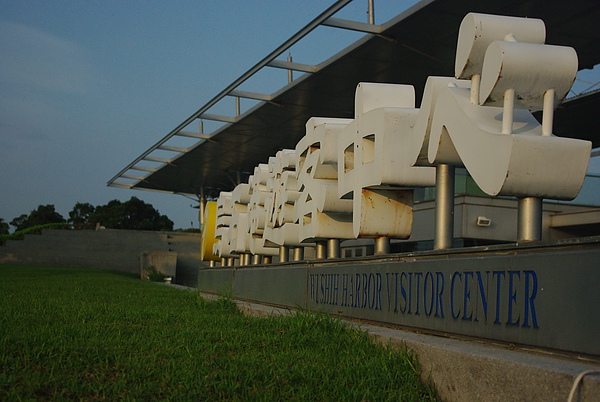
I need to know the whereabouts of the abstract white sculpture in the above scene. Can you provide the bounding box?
[428,12,590,199]
[295,117,354,243]
[206,12,591,264]
[213,192,235,263]
[247,164,279,257]
[338,83,435,239]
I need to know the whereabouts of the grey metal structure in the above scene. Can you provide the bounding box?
[108,0,600,198]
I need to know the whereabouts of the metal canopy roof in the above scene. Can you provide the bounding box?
[109,0,600,198]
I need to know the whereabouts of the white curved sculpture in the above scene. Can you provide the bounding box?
[428,12,590,199]
[409,76,464,166]
[264,149,304,247]
[338,83,435,238]
[208,12,591,263]
[229,183,251,255]
[455,13,545,81]
[247,164,279,256]
[295,117,354,242]
[213,192,235,259]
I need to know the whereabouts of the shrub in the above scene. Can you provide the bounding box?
[0,223,69,246]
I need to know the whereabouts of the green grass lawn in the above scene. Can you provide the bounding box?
[0,265,437,401]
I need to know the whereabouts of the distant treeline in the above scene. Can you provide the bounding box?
[0,197,174,234]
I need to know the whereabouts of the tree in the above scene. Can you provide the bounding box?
[10,214,30,232]
[87,197,173,231]
[68,202,95,224]
[0,218,9,235]
[10,205,65,231]
[26,205,65,228]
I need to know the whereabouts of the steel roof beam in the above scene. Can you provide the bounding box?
[158,145,188,153]
[121,174,146,181]
[199,113,238,123]
[106,0,354,187]
[177,130,206,139]
[109,182,134,189]
[130,165,158,172]
[143,156,173,163]
[322,17,382,34]
[228,90,273,101]
[267,59,318,73]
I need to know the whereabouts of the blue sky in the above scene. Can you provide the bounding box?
[1,1,598,230]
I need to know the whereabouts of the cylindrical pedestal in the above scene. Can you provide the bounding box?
[293,247,304,261]
[315,241,327,260]
[252,255,262,265]
[518,197,543,242]
[263,256,272,264]
[240,253,251,266]
[279,246,289,263]
[327,239,340,259]
[434,164,455,250]
[374,236,390,255]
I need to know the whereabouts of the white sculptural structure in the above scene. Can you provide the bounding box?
[206,12,590,265]
[338,83,435,252]
[427,13,590,243]
[294,117,354,257]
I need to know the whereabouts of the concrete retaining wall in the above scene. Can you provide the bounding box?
[0,229,202,285]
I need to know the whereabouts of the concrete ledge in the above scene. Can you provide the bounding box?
[361,324,600,401]
[212,293,600,402]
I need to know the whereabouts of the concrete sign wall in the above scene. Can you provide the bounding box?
[198,238,600,358]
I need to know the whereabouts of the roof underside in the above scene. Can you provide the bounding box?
[113,0,600,197]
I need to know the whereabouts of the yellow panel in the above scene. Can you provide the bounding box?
[200,201,219,261]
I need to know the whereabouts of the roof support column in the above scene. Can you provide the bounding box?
[368,0,374,24]
[287,54,293,83]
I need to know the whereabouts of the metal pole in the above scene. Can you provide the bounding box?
[542,89,554,136]
[252,254,262,265]
[374,236,390,255]
[198,188,205,230]
[227,257,234,267]
[502,89,515,134]
[287,54,293,83]
[518,197,543,242]
[209,260,215,268]
[315,241,327,260]
[263,256,272,264]
[221,257,226,266]
[293,247,304,261]
[327,239,340,259]
[470,74,480,104]
[367,0,375,24]
[434,164,455,250]
[279,246,289,263]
